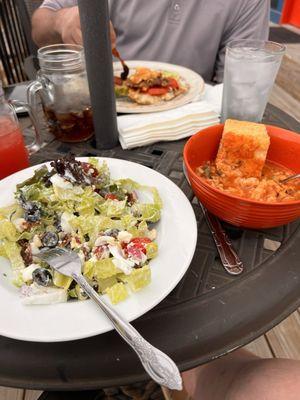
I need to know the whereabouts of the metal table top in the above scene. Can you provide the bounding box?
[0,104,299,391]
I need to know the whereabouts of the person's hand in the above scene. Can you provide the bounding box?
[55,7,82,44]
[56,6,116,47]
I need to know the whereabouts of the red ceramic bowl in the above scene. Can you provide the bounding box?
[183,124,300,229]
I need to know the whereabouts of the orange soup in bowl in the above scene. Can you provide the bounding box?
[196,160,299,203]
[183,120,300,228]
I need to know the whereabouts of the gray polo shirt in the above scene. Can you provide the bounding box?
[39,0,270,82]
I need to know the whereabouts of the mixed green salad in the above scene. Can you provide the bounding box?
[0,155,162,305]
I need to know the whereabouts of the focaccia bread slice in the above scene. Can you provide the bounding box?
[216,119,270,178]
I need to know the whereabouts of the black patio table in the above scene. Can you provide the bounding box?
[0,104,299,399]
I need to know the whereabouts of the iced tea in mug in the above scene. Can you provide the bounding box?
[0,117,29,179]
[28,44,94,143]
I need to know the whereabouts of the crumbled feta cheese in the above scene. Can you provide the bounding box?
[92,245,110,260]
[60,212,74,234]
[50,174,84,195]
[13,218,27,232]
[30,242,40,255]
[32,234,42,248]
[30,235,43,256]
[22,263,39,282]
[128,251,147,266]
[117,231,132,243]
[112,258,133,275]
[94,235,116,246]
[78,250,85,264]
[64,170,76,182]
[73,186,84,194]
[108,245,126,260]
[50,174,73,189]
[148,229,157,241]
[82,242,90,251]
[58,232,66,240]
[21,284,68,305]
[109,245,134,275]
[70,236,81,249]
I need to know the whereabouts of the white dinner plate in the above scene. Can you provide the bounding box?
[114,60,205,113]
[0,158,197,342]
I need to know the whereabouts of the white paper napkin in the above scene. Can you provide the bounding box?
[118,83,223,149]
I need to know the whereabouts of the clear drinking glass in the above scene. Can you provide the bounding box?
[221,40,286,123]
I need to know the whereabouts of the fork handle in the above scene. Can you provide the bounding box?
[72,273,182,391]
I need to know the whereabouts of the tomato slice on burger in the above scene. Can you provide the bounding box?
[148,87,169,96]
[167,78,179,89]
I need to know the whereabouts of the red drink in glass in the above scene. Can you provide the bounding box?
[0,117,29,180]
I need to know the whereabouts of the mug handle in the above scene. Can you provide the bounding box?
[27,80,43,111]
[9,99,42,155]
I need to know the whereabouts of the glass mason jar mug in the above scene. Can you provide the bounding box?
[28,44,94,143]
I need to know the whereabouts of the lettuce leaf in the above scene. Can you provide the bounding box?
[114,179,162,222]
[121,214,138,229]
[0,241,6,257]
[98,199,127,218]
[0,204,22,220]
[16,166,49,189]
[106,282,128,304]
[115,179,162,207]
[114,84,128,98]
[88,159,110,187]
[97,276,118,294]
[162,70,180,79]
[71,215,123,244]
[145,242,158,259]
[53,271,73,290]
[132,203,161,223]
[52,185,84,201]
[83,258,121,280]
[75,187,102,216]
[0,220,19,241]
[119,265,151,292]
[1,241,25,270]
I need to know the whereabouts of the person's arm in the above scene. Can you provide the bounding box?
[213,0,270,83]
[32,6,116,48]
[32,6,82,47]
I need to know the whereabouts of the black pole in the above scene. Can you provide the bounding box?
[78,0,119,149]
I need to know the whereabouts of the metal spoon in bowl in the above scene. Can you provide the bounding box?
[182,163,244,276]
[280,173,300,184]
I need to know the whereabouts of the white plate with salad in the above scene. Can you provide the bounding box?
[0,156,197,342]
[114,60,205,113]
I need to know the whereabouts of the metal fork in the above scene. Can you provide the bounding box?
[37,248,182,391]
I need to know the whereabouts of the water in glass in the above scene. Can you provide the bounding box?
[221,40,285,122]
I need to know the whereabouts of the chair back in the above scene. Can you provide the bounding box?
[0,0,41,84]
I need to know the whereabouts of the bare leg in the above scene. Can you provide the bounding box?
[182,348,300,400]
